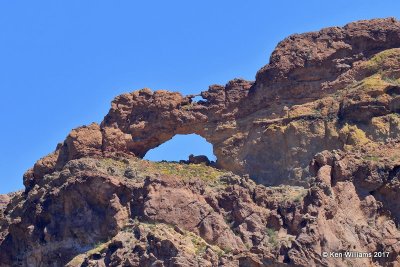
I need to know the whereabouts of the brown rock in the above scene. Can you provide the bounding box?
[3,18,400,267]
[28,19,400,189]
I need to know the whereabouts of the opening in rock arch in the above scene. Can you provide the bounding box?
[143,134,216,162]
[192,95,207,103]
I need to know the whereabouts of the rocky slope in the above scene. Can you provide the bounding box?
[1,18,400,266]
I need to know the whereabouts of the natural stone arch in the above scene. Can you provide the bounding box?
[25,18,400,189]
[100,82,251,171]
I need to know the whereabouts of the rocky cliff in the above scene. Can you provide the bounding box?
[1,18,400,266]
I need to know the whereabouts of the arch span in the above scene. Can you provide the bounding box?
[144,134,216,162]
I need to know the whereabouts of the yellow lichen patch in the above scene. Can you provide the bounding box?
[286,119,308,134]
[181,102,195,110]
[263,185,308,203]
[87,241,110,256]
[360,74,389,93]
[66,255,86,267]
[96,157,227,185]
[148,161,224,183]
[100,158,128,170]
[347,73,396,98]
[352,48,400,97]
[339,123,370,148]
[371,116,390,137]
[66,240,111,266]
[289,104,316,118]
[185,231,225,256]
[363,48,400,72]
[264,123,287,133]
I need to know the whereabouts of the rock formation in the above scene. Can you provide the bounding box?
[1,18,400,266]
[23,18,400,188]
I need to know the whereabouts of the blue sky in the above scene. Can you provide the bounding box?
[1,0,399,194]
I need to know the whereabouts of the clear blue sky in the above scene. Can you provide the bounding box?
[1,0,399,194]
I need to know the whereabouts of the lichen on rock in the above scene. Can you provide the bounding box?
[2,18,400,266]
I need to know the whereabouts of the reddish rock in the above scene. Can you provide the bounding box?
[2,18,400,267]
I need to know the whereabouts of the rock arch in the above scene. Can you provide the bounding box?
[25,18,400,190]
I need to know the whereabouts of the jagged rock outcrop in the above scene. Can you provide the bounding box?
[0,194,10,242]
[25,18,400,188]
[1,18,400,266]
[254,17,400,101]
[0,157,303,266]
[3,143,400,266]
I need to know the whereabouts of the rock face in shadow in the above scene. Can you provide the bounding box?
[2,18,400,266]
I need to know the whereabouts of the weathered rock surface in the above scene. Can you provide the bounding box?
[25,18,400,188]
[254,17,400,101]
[2,142,400,266]
[1,18,400,266]
[0,194,10,242]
